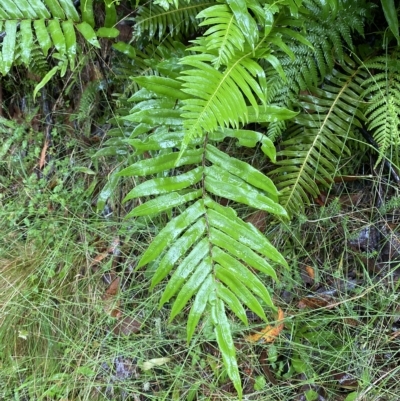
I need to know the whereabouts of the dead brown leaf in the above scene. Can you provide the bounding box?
[297,294,336,309]
[39,139,49,169]
[113,315,141,336]
[305,265,315,280]
[102,277,121,317]
[245,308,284,343]
[246,210,267,232]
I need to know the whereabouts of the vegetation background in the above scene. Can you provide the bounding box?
[1,0,400,400]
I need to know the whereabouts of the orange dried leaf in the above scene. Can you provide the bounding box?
[105,277,120,297]
[297,294,335,309]
[39,139,49,169]
[102,277,121,317]
[245,308,284,343]
[305,265,315,280]
[91,251,109,266]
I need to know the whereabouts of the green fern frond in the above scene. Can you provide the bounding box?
[115,71,296,396]
[0,0,100,76]
[119,132,287,398]
[133,0,211,41]
[271,61,367,215]
[179,45,267,143]
[27,45,49,77]
[73,80,100,123]
[197,4,246,67]
[361,53,400,166]
[266,0,371,139]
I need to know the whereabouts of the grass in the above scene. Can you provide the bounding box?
[1,93,400,401]
[2,177,400,401]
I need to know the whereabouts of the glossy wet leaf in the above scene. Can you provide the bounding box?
[126,189,202,217]
[187,276,213,342]
[211,299,242,399]
[34,19,52,56]
[206,144,279,200]
[151,219,207,288]
[170,257,212,321]
[159,239,208,306]
[137,199,205,268]
[123,167,203,200]
[76,21,100,48]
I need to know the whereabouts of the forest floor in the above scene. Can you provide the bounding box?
[1,92,400,401]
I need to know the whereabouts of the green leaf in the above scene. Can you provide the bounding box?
[0,20,17,75]
[211,299,242,399]
[59,0,80,21]
[62,20,76,69]
[28,0,51,18]
[180,51,266,138]
[34,19,52,56]
[138,199,205,268]
[126,190,202,217]
[216,283,248,325]
[187,276,213,342]
[104,0,117,27]
[43,0,65,19]
[97,27,120,38]
[118,149,203,177]
[213,247,275,309]
[133,76,190,100]
[80,0,95,27]
[160,239,209,306]
[123,108,183,126]
[205,167,287,217]
[198,4,246,67]
[20,20,33,65]
[247,105,298,123]
[381,0,400,45]
[76,22,101,48]
[205,201,288,267]
[209,227,277,280]
[151,218,207,288]
[113,42,136,59]
[125,130,185,152]
[206,144,278,200]
[226,0,258,49]
[123,167,203,201]
[48,19,66,55]
[215,263,267,320]
[170,257,212,321]
[33,67,60,100]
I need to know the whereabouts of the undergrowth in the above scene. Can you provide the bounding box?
[1,119,400,400]
[1,0,400,400]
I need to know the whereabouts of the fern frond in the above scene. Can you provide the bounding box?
[133,0,211,41]
[271,61,367,215]
[73,80,101,124]
[266,0,372,139]
[361,53,400,166]
[115,70,296,395]
[197,4,246,68]
[0,0,100,76]
[179,46,267,142]
[118,133,286,397]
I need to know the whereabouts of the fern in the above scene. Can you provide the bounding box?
[119,112,290,400]
[133,0,211,41]
[74,80,100,124]
[271,58,367,216]
[361,51,400,166]
[116,53,296,393]
[266,0,372,141]
[0,0,117,96]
